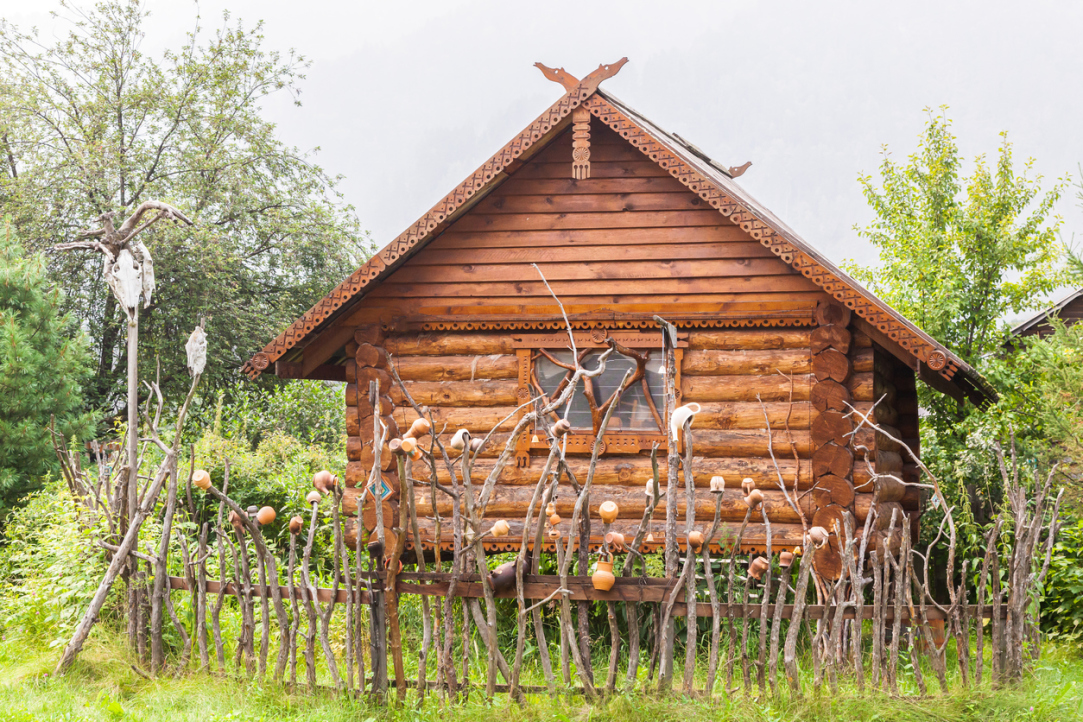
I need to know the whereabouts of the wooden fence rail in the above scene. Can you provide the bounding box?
[167,574,1004,621]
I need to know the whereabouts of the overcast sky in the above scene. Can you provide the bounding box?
[5,0,1083,308]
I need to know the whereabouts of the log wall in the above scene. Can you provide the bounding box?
[338,318,926,556]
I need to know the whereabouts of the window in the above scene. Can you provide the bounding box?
[533,347,666,435]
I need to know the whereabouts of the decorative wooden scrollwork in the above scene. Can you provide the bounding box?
[572,107,591,179]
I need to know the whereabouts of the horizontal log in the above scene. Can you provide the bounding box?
[412,485,814,525]
[812,348,851,383]
[849,372,873,401]
[811,411,853,447]
[385,333,516,356]
[810,379,851,412]
[693,401,812,430]
[810,325,851,355]
[686,329,812,350]
[389,354,518,381]
[388,380,520,408]
[350,455,816,490]
[355,343,389,369]
[681,374,812,402]
[346,411,399,438]
[852,346,873,373]
[343,393,394,415]
[681,348,810,376]
[812,443,853,478]
[810,475,854,508]
[399,406,522,432]
[692,429,812,457]
[392,518,808,553]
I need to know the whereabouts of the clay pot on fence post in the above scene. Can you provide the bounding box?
[592,556,616,591]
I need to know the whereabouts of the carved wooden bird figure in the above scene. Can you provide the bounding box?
[534,62,579,91]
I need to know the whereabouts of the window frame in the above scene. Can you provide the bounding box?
[510,329,686,461]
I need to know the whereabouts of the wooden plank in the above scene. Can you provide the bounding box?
[368,275,819,299]
[388,258,794,284]
[426,226,745,250]
[403,242,775,265]
[470,192,712,214]
[496,176,690,196]
[389,291,829,308]
[166,575,1004,621]
[167,575,371,605]
[446,209,726,232]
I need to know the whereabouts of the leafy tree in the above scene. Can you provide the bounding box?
[847,109,1065,515]
[0,1,373,418]
[0,221,93,518]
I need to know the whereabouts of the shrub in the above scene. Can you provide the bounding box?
[0,479,110,647]
[1041,517,1083,641]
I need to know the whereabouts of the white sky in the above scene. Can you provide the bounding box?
[5,0,1083,306]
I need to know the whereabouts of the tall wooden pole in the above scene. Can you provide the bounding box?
[126,307,141,654]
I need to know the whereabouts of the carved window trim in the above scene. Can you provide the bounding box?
[512,330,685,460]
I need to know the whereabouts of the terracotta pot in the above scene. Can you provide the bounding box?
[256,506,276,526]
[741,477,756,495]
[384,556,403,574]
[313,469,335,494]
[489,561,517,592]
[779,550,795,567]
[743,489,764,510]
[405,417,431,440]
[546,501,557,517]
[192,469,211,491]
[709,475,726,493]
[491,520,510,537]
[450,428,469,451]
[598,500,619,524]
[553,419,571,437]
[470,437,484,452]
[549,513,562,526]
[289,515,303,534]
[749,556,770,580]
[400,436,417,454]
[645,532,655,544]
[548,527,562,540]
[688,530,705,551]
[809,527,830,548]
[305,490,322,504]
[592,558,616,591]
[605,531,625,551]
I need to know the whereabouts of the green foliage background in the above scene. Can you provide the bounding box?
[0,222,93,518]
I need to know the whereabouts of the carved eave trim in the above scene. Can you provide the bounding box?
[241,82,599,379]
[582,94,995,406]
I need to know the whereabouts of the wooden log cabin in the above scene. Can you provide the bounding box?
[242,60,994,574]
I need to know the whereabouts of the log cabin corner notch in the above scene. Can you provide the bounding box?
[243,59,996,563]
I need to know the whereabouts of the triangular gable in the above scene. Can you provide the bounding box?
[243,83,994,406]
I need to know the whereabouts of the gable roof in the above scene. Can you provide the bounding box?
[242,79,996,407]
[1010,287,1083,338]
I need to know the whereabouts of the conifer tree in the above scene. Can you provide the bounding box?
[0,221,93,518]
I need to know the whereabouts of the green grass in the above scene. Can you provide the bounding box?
[0,632,1081,722]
